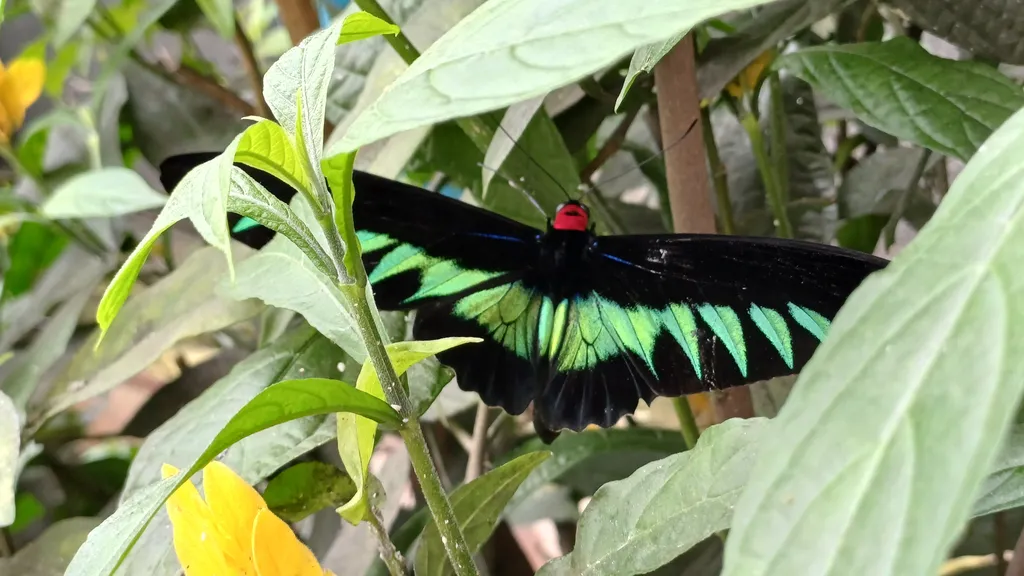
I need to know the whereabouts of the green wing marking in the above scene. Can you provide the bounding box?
[446,286,832,381]
[787,302,831,341]
[749,304,794,369]
[359,230,505,303]
[697,304,748,377]
[453,283,543,359]
[233,216,260,233]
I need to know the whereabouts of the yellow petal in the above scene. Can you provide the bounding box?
[0,101,11,144]
[202,461,263,572]
[6,58,45,110]
[251,508,324,576]
[163,464,235,576]
[0,57,44,130]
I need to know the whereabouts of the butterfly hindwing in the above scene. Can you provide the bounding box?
[529,234,886,432]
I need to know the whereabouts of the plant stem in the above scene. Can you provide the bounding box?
[366,504,407,576]
[353,0,420,63]
[318,160,479,575]
[672,397,700,450]
[741,111,793,239]
[700,106,735,235]
[235,16,271,118]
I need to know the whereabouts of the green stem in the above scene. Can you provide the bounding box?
[740,112,793,239]
[672,397,700,450]
[319,161,479,575]
[353,0,420,63]
[366,504,407,576]
[700,106,734,235]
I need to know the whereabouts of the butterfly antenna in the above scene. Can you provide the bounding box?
[579,116,700,202]
[478,162,549,220]
[484,113,575,201]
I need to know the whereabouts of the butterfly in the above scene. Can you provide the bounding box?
[160,153,887,440]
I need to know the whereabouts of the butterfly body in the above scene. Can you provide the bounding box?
[160,153,888,439]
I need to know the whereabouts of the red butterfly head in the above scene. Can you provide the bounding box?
[552,201,590,231]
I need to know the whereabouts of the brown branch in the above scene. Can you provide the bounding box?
[235,18,271,118]
[654,33,755,424]
[1006,523,1024,576]
[172,64,257,116]
[464,402,490,482]
[275,0,320,45]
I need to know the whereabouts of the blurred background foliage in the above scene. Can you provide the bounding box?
[1,0,1024,574]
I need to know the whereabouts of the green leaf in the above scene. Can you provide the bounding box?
[777,37,1024,161]
[483,106,581,229]
[0,391,18,527]
[2,221,68,300]
[52,0,99,47]
[9,493,45,534]
[228,168,335,279]
[541,419,766,576]
[263,19,343,193]
[974,419,1024,517]
[415,451,551,576]
[696,0,848,100]
[504,427,688,512]
[65,377,399,576]
[40,167,167,219]
[43,246,264,424]
[264,461,356,522]
[195,0,233,37]
[721,105,1024,576]
[338,337,481,524]
[839,147,940,218]
[336,0,778,152]
[339,11,400,44]
[117,326,357,573]
[224,219,365,359]
[617,33,684,111]
[235,118,314,201]
[91,0,179,105]
[1,283,97,409]
[94,139,240,343]
[2,517,101,575]
[323,150,361,279]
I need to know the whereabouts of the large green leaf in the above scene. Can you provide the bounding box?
[40,167,167,219]
[721,105,1024,576]
[117,326,356,575]
[504,428,688,512]
[263,19,343,198]
[224,224,364,359]
[41,246,264,425]
[94,139,241,342]
[0,391,17,527]
[1,282,97,410]
[973,418,1024,517]
[415,451,551,576]
[335,0,779,152]
[65,378,399,576]
[695,0,852,100]
[0,517,101,575]
[777,37,1024,160]
[539,419,766,576]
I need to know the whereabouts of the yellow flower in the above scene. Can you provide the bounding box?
[725,51,774,99]
[0,56,45,144]
[162,462,335,576]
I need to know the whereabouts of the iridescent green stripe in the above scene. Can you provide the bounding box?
[661,303,702,379]
[749,304,793,369]
[537,296,554,357]
[697,304,747,376]
[549,299,570,359]
[233,216,260,233]
[787,303,830,342]
[356,230,398,253]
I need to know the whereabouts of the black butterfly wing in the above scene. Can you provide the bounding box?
[531,234,887,433]
[159,153,549,416]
